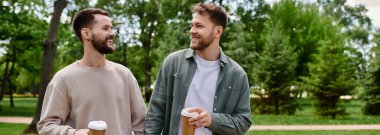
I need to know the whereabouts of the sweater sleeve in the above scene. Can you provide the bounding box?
[37,81,76,135]
[128,71,148,135]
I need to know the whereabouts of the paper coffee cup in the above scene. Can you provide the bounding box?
[181,108,199,135]
[88,121,107,135]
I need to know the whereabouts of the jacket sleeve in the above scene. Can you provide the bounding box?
[128,70,148,135]
[144,58,170,135]
[37,81,76,135]
[208,74,252,135]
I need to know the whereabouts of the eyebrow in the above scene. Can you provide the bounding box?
[191,22,203,25]
[102,24,113,28]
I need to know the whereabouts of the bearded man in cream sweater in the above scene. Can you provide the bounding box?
[37,8,147,135]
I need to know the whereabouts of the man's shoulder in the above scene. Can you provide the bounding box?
[53,62,79,79]
[162,48,190,64]
[107,61,130,71]
[106,61,135,77]
[224,56,247,75]
[166,48,190,59]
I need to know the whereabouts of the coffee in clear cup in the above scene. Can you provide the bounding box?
[181,108,199,135]
[88,120,107,135]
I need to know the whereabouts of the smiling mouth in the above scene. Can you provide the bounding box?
[107,39,114,45]
[191,36,199,40]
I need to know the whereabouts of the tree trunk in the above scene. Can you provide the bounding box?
[0,54,10,101]
[143,44,152,102]
[32,81,39,97]
[123,43,127,66]
[8,46,16,108]
[275,98,279,115]
[24,0,68,133]
[139,10,157,102]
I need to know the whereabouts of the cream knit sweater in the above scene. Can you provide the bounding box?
[37,61,147,135]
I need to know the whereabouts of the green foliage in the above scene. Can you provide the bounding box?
[301,17,356,118]
[319,0,373,97]
[223,0,269,84]
[269,0,326,79]
[252,19,298,115]
[0,2,48,94]
[362,29,380,115]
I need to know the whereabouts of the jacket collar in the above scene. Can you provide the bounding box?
[185,48,229,64]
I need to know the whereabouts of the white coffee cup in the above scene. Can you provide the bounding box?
[88,121,107,135]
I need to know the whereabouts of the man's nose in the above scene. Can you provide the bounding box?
[110,29,116,36]
[189,27,196,34]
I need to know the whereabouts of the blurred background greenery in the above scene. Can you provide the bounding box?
[1,0,380,134]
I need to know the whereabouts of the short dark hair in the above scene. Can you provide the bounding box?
[72,8,108,42]
[192,2,228,31]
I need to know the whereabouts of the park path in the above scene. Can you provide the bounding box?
[0,116,32,124]
[1,116,380,130]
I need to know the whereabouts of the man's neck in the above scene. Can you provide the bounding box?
[80,42,107,67]
[195,42,220,61]
[79,55,106,67]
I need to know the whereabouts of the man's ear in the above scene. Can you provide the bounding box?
[81,28,91,41]
[215,26,224,38]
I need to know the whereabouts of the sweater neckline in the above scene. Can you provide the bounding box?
[75,60,111,72]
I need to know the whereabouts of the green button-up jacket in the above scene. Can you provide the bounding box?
[145,48,251,135]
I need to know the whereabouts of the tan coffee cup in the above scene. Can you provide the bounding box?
[181,108,199,135]
[88,121,107,135]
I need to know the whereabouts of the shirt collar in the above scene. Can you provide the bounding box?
[185,48,229,64]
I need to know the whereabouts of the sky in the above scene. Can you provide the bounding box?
[347,0,380,27]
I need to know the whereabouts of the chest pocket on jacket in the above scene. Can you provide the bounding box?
[168,73,182,98]
[223,85,240,113]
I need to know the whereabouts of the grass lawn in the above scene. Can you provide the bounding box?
[0,97,380,134]
[0,123,31,135]
[252,99,380,125]
[0,97,37,117]
[245,130,380,135]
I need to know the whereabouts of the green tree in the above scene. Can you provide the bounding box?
[318,0,372,96]
[301,19,356,119]
[260,0,339,100]
[223,0,270,85]
[252,18,298,115]
[0,0,47,103]
[363,29,380,115]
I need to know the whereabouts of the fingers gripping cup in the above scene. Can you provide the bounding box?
[181,108,199,135]
[88,121,107,135]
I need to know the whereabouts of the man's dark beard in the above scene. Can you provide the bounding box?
[191,29,214,50]
[92,35,115,54]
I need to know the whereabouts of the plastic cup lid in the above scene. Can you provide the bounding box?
[181,108,199,118]
[88,120,107,130]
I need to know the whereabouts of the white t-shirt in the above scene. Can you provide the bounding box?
[179,54,220,135]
